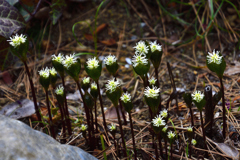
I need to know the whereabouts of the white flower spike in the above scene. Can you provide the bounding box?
[105,78,121,93]
[83,77,90,84]
[39,67,50,78]
[160,109,168,118]
[52,53,65,63]
[167,131,176,139]
[148,77,157,86]
[91,82,97,90]
[120,92,131,103]
[187,126,193,132]
[132,54,148,67]
[87,57,99,69]
[191,90,204,103]
[8,34,27,48]
[63,53,77,69]
[207,50,222,64]
[55,85,64,95]
[152,114,166,127]
[133,40,149,54]
[191,139,197,145]
[108,123,116,131]
[104,54,117,66]
[49,67,57,76]
[144,86,160,99]
[150,41,162,52]
[81,124,87,131]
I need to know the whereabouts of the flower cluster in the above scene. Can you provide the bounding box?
[133,40,149,54]
[120,92,131,103]
[38,67,50,78]
[144,86,160,99]
[82,77,90,84]
[49,67,57,76]
[150,41,162,52]
[55,85,64,96]
[152,114,166,127]
[63,53,77,69]
[105,79,121,93]
[132,53,148,67]
[167,131,176,139]
[108,123,116,132]
[148,77,157,86]
[87,57,99,69]
[91,82,97,90]
[104,54,117,66]
[81,124,87,131]
[207,50,222,64]
[8,34,27,48]
[160,109,168,118]
[191,90,204,103]
[52,53,65,64]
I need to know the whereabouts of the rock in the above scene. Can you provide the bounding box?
[0,115,97,160]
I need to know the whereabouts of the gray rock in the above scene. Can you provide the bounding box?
[0,114,98,160]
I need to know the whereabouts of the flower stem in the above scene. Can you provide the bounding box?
[76,81,94,150]
[165,139,168,156]
[220,78,226,139]
[158,134,163,159]
[96,80,107,131]
[23,61,42,125]
[189,142,192,158]
[61,76,72,136]
[115,105,127,158]
[45,89,56,139]
[58,102,66,141]
[200,110,207,157]
[129,111,137,160]
[170,142,173,160]
[119,100,127,125]
[154,67,159,87]
[189,106,194,130]
[94,99,98,133]
[154,142,159,160]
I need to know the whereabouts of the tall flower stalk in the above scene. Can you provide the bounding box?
[39,67,56,139]
[8,34,42,124]
[52,53,72,135]
[206,50,226,138]
[105,79,127,157]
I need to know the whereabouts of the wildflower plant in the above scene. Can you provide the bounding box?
[148,77,157,87]
[132,53,150,76]
[52,53,65,77]
[63,53,81,81]
[152,114,166,134]
[106,78,122,106]
[104,54,119,76]
[120,92,133,113]
[55,85,65,105]
[85,57,102,81]
[90,82,98,99]
[49,67,58,87]
[81,77,90,91]
[149,41,163,69]
[191,90,206,111]
[191,139,197,146]
[8,34,28,61]
[134,40,149,55]
[144,86,161,114]
[39,67,50,90]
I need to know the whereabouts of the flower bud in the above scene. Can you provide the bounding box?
[52,53,65,77]
[63,53,81,81]
[144,86,161,114]
[106,79,122,106]
[104,54,119,76]
[120,92,133,113]
[81,77,90,91]
[39,67,50,90]
[49,67,58,88]
[85,57,102,81]
[90,82,98,99]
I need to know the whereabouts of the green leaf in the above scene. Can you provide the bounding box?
[0,0,26,38]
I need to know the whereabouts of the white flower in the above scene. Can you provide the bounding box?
[49,67,57,76]
[52,53,65,63]
[55,85,64,95]
[81,124,87,131]
[38,67,50,78]
[167,131,176,139]
[120,92,131,103]
[83,77,90,84]
[148,77,157,86]
[191,139,197,145]
[132,54,148,67]
[162,125,168,132]
[91,82,97,90]
[144,86,160,99]
[160,109,168,118]
[104,54,117,65]
[108,123,116,131]
[86,57,99,69]
[152,114,166,127]
[133,40,149,54]
[63,53,77,69]
[150,41,162,52]
[105,78,121,93]
[8,34,27,48]
[187,126,193,132]
[191,90,204,103]
[207,50,222,64]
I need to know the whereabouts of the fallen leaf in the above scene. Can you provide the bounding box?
[84,34,93,41]
[0,99,35,119]
[93,23,108,35]
[100,38,116,46]
[225,61,240,76]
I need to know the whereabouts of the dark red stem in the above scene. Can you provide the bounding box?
[129,112,137,160]
[23,61,43,125]
[158,134,163,159]
[45,90,56,139]
[220,78,226,139]
[200,110,207,157]
[61,76,72,136]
